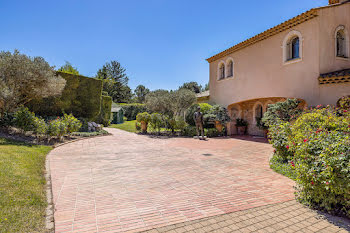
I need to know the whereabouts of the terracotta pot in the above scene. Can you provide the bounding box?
[215,120,223,133]
[140,121,148,133]
[237,126,246,135]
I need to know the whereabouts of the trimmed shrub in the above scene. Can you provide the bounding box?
[136,112,151,123]
[98,95,112,126]
[204,105,231,124]
[182,125,197,137]
[288,108,350,217]
[28,72,103,119]
[14,107,36,132]
[206,128,221,137]
[121,103,147,121]
[47,118,67,140]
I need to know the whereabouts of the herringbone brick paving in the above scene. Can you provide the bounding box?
[49,128,349,232]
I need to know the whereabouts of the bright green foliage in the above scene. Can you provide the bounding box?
[121,103,147,121]
[204,105,231,124]
[136,112,151,123]
[262,98,302,127]
[98,95,112,126]
[28,72,102,120]
[62,113,82,135]
[185,103,213,126]
[33,117,48,137]
[47,118,67,140]
[57,61,80,75]
[270,155,297,180]
[149,113,163,133]
[14,107,35,132]
[110,120,138,133]
[337,96,350,110]
[268,121,293,161]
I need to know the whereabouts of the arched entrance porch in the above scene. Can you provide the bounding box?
[227,97,307,136]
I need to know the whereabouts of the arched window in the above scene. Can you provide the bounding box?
[219,63,225,80]
[255,104,263,120]
[227,60,233,77]
[287,36,300,61]
[336,28,348,58]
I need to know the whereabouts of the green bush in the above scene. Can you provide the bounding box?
[98,95,112,126]
[182,125,197,137]
[149,113,163,133]
[206,128,221,137]
[14,107,36,132]
[121,103,147,121]
[136,112,151,123]
[47,118,67,140]
[185,103,212,126]
[204,105,231,124]
[62,113,82,135]
[33,117,48,137]
[262,98,302,127]
[0,112,15,127]
[268,121,293,162]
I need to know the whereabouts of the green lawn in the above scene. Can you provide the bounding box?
[110,120,138,133]
[0,138,52,233]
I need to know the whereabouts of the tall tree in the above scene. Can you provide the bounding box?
[134,85,150,103]
[179,81,202,93]
[58,61,80,75]
[203,82,209,91]
[0,50,66,114]
[96,61,132,103]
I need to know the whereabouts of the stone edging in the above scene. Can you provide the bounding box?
[45,153,55,232]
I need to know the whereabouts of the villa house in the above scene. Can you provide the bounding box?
[204,0,350,136]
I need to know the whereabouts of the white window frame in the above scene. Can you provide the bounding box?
[282,30,303,65]
[335,25,349,60]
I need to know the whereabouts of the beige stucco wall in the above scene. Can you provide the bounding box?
[209,3,350,109]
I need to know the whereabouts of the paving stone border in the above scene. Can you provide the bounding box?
[45,153,55,232]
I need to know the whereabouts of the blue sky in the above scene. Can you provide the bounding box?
[1,0,327,91]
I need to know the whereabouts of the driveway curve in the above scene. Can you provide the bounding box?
[49,128,294,233]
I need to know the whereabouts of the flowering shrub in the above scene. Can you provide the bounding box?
[47,118,67,140]
[288,108,350,217]
[62,113,82,135]
[268,121,293,161]
[33,117,48,138]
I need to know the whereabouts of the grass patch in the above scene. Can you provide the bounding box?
[0,137,52,233]
[109,120,137,133]
[270,155,297,180]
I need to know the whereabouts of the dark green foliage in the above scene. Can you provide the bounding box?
[235,118,248,127]
[134,85,150,103]
[270,155,297,180]
[57,61,80,75]
[96,60,132,103]
[204,105,231,124]
[14,107,36,132]
[262,98,302,127]
[98,95,112,126]
[182,125,197,137]
[28,72,102,120]
[121,103,147,121]
[0,112,14,127]
[179,81,202,93]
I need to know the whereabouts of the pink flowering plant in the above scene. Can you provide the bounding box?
[288,107,350,217]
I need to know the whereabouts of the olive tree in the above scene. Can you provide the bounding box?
[0,50,66,114]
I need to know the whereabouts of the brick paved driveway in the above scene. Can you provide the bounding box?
[49,128,295,233]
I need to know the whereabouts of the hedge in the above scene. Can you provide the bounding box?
[98,95,112,126]
[28,72,103,120]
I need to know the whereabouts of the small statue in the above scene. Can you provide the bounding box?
[193,106,205,139]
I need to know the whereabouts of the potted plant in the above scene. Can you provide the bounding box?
[136,112,151,133]
[235,118,248,135]
[204,105,231,133]
[256,117,269,137]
